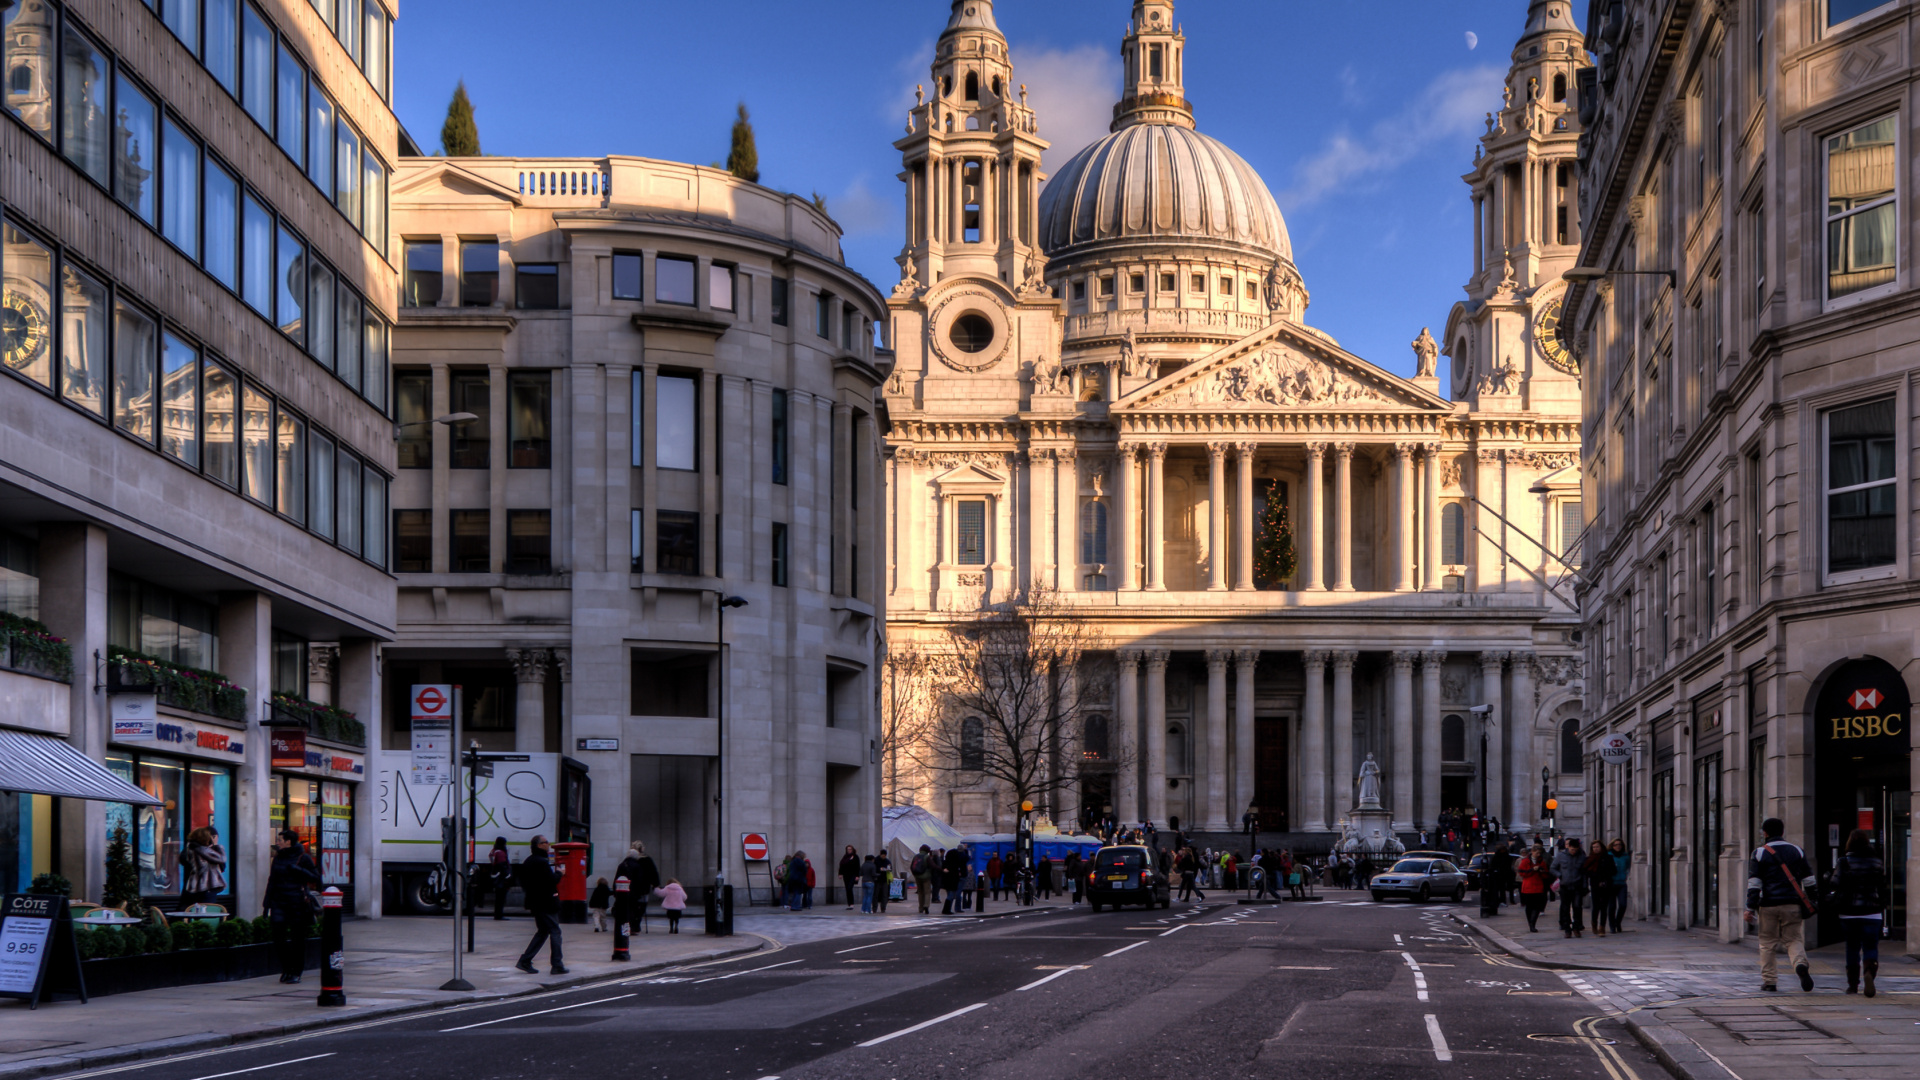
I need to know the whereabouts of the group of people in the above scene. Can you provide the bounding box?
[1745,819,1890,996]
[1500,837,1630,936]
[837,846,896,913]
[585,843,689,936]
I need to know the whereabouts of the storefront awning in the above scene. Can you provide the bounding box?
[0,728,161,804]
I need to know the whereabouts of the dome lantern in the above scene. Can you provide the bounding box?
[1113,1,1193,132]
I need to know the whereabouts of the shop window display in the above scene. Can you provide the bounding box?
[106,752,232,899]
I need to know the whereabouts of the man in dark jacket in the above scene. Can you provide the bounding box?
[1747,817,1816,992]
[262,830,320,983]
[941,846,968,914]
[515,835,568,974]
[612,845,659,934]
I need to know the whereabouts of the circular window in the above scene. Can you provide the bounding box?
[949,313,995,354]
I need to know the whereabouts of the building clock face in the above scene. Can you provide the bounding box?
[1,290,49,374]
[1532,293,1577,376]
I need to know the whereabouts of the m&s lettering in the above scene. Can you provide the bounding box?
[1829,713,1903,739]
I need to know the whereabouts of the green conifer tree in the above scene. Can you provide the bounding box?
[103,824,144,916]
[727,102,759,183]
[440,81,481,157]
[1253,492,1296,588]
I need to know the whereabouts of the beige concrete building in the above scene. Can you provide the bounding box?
[1569,0,1917,952]
[0,0,398,913]
[884,1,1586,843]
[384,154,888,906]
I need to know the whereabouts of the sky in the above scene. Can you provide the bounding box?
[392,1,1580,380]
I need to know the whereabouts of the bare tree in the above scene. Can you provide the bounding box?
[913,588,1117,818]
[881,646,942,808]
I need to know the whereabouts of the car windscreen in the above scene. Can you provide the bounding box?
[1389,860,1433,874]
[1096,850,1145,872]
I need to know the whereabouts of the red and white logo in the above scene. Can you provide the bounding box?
[1850,688,1883,711]
[741,833,770,861]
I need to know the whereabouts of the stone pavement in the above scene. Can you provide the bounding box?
[1455,903,1920,1080]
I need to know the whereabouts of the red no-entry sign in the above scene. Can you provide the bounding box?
[741,833,770,861]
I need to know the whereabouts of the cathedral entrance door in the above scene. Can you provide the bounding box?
[1254,715,1290,832]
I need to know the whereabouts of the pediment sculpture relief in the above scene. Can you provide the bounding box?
[1152,346,1384,408]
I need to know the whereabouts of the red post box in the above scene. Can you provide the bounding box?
[552,842,590,924]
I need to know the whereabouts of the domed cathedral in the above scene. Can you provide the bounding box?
[885,0,1590,847]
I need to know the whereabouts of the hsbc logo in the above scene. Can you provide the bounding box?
[1849,688,1883,711]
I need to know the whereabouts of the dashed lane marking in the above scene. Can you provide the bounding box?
[857,1002,989,1047]
[1103,941,1148,958]
[440,994,637,1032]
[1424,1014,1453,1062]
[185,1056,337,1080]
[1016,965,1088,991]
[834,940,893,954]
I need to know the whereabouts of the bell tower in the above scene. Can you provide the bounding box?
[894,0,1048,287]
[1113,1,1193,130]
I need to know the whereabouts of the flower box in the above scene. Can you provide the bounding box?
[75,939,322,997]
[0,611,74,683]
[106,648,248,722]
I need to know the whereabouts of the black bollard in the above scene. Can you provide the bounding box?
[611,876,631,961]
[975,873,985,913]
[317,887,345,1007]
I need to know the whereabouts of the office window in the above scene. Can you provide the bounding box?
[1158,272,1176,292]
[460,240,498,306]
[275,225,304,344]
[655,256,695,305]
[60,263,108,414]
[242,193,272,315]
[161,117,198,258]
[335,122,361,226]
[1098,276,1114,297]
[274,41,303,164]
[629,650,711,718]
[1441,502,1465,564]
[112,301,156,443]
[335,447,361,555]
[159,332,198,467]
[275,409,305,524]
[956,499,986,565]
[1081,498,1108,563]
[450,510,489,572]
[1824,115,1897,301]
[362,469,386,567]
[1128,273,1144,293]
[203,361,237,487]
[449,370,490,469]
[61,25,109,184]
[1700,503,1717,633]
[612,253,642,300]
[362,3,389,99]
[507,510,551,574]
[3,223,53,389]
[241,383,271,503]
[771,388,789,485]
[204,160,238,288]
[629,509,642,570]
[362,154,386,253]
[1219,275,1233,294]
[771,276,788,325]
[771,521,789,586]
[816,292,832,339]
[307,260,334,369]
[240,3,271,129]
[1825,398,1896,576]
[403,240,441,306]
[656,375,696,470]
[1560,500,1583,564]
[508,372,551,468]
[394,369,430,468]
[306,85,333,193]
[3,1,54,143]
[363,307,387,412]
[114,73,156,224]
[308,431,334,541]
[336,0,361,67]
[710,263,734,311]
[516,264,559,309]
[656,511,699,575]
[206,0,238,93]
[1828,0,1894,27]
[335,285,363,390]
[392,509,430,572]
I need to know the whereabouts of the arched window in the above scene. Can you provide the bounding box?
[1441,503,1465,565]
[1553,73,1568,102]
[960,716,986,771]
[1560,718,1582,774]
[965,72,979,101]
[991,76,1002,98]
[1442,714,1466,762]
[1084,715,1109,761]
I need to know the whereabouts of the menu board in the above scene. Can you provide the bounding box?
[0,894,86,1008]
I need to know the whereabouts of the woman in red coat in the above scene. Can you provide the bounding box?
[1516,843,1553,933]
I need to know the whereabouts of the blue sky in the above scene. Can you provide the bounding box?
[394,1,1578,379]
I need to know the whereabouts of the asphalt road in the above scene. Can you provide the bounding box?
[57,897,1668,1080]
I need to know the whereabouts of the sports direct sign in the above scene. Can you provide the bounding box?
[1596,732,1634,764]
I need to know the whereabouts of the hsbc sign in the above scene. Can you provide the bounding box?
[1815,660,1909,750]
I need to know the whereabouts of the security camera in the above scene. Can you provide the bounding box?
[1468,704,1491,714]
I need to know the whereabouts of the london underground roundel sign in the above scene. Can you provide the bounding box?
[741,833,770,862]
[1597,732,1634,763]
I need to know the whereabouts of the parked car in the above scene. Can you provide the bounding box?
[1463,853,1492,890]
[1085,845,1172,911]
[1370,858,1468,903]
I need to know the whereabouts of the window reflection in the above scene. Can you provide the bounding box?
[1826,115,1897,299]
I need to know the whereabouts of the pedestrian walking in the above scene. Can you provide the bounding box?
[588,876,611,932]
[784,851,811,912]
[1550,838,1588,937]
[874,851,893,912]
[1746,817,1818,992]
[262,829,319,983]
[514,835,568,974]
[913,845,934,913]
[840,845,861,910]
[941,846,968,914]
[1825,829,1890,997]
[1583,841,1613,936]
[986,852,1004,901]
[1178,847,1207,901]
[1065,850,1083,903]
[1516,843,1552,933]
[804,854,816,909]
[1603,839,1630,932]
[487,836,513,919]
[654,878,688,933]
[614,845,660,935]
[1035,854,1054,899]
[859,854,877,913]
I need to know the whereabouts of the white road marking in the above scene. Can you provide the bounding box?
[1159,924,1192,937]
[186,1056,337,1080]
[1271,966,1333,970]
[1103,941,1148,958]
[440,994,636,1032]
[1424,1014,1453,1062]
[694,959,803,983]
[1394,934,1404,945]
[858,1002,989,1047]
[1016,965,1087,991]
[834,940,893,954]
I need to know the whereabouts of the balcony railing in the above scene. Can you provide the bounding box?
[1063,307,1271,342]
[107,648,247,722]
[268,693,368,748]
[0,613,73,683]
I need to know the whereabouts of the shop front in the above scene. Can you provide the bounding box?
[269,729,364,907]
[106,713,247,907]
[1812,656,1911,944]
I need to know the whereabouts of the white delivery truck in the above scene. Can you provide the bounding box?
[372,750,591,913]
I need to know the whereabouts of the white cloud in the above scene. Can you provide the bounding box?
[1277,64,1503,211]
[822,176,894,239]
[1014,44,1121,175]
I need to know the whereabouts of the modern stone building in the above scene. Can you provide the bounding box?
[0,0,399,913]
[1569,0,1917,951]
[884,1,1586,843]
[384,154,888,907]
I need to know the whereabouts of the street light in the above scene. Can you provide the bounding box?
[710,595,747,935]
[1561,265,1678,289]
[393,411,479,442]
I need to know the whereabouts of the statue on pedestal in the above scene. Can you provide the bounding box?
[1357,753,1382,808]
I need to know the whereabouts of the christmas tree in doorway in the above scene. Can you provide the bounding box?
[1253,489,1296,589]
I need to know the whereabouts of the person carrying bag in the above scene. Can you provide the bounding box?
[1745,817,1818,992]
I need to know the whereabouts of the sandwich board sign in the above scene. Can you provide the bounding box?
[0,894,86,1008]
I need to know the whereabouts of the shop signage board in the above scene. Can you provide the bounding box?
[107,693,156,741]
[1596,733,1634,763]
[576,738,618,752]
[0,894,85,1008]
[409,684,454,786]
[271,729,308,770]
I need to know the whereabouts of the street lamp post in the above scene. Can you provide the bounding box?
[709,595,748,935]
[393,411,479,442]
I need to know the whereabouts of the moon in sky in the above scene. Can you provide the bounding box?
[1465,31,1479,49]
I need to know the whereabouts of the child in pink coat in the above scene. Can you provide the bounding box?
[654,879,688,933]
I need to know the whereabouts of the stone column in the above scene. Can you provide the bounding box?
[1332,651,1358,811]
[1207,444,1229,591]
[1234,443,1257,591]
[553,647,574,755]
[336,640,381,916]
[508,647,549,753]
[1392,651,1416,830]
[306,644,338,707]
[1302,651,1329,831]
[1302,443,1326,590]
[1233,650,1259,825]
[1144,650,1170,824]
[1145,443,1168,592]
[1332,443,1355,591]
[39,524,108,906]
[1205,650,1230,829]
[1480,652,1506,823]
[217,592,273,918]
[1422,443,1443,590]
[1055,449,1078,591]
[1116,651,1141,823]
[1392,445,1415,592]
[1509,653,1536,831]
[1420,651,1446,830]
[1116,445,1140,591]
[1028,448,1054,590]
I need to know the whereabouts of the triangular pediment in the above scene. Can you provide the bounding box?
[930,463,1006,492]
[392,161,524,205]
[1116,321,1451,412]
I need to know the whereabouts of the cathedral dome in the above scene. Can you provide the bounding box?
[1038,122,1293,266]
